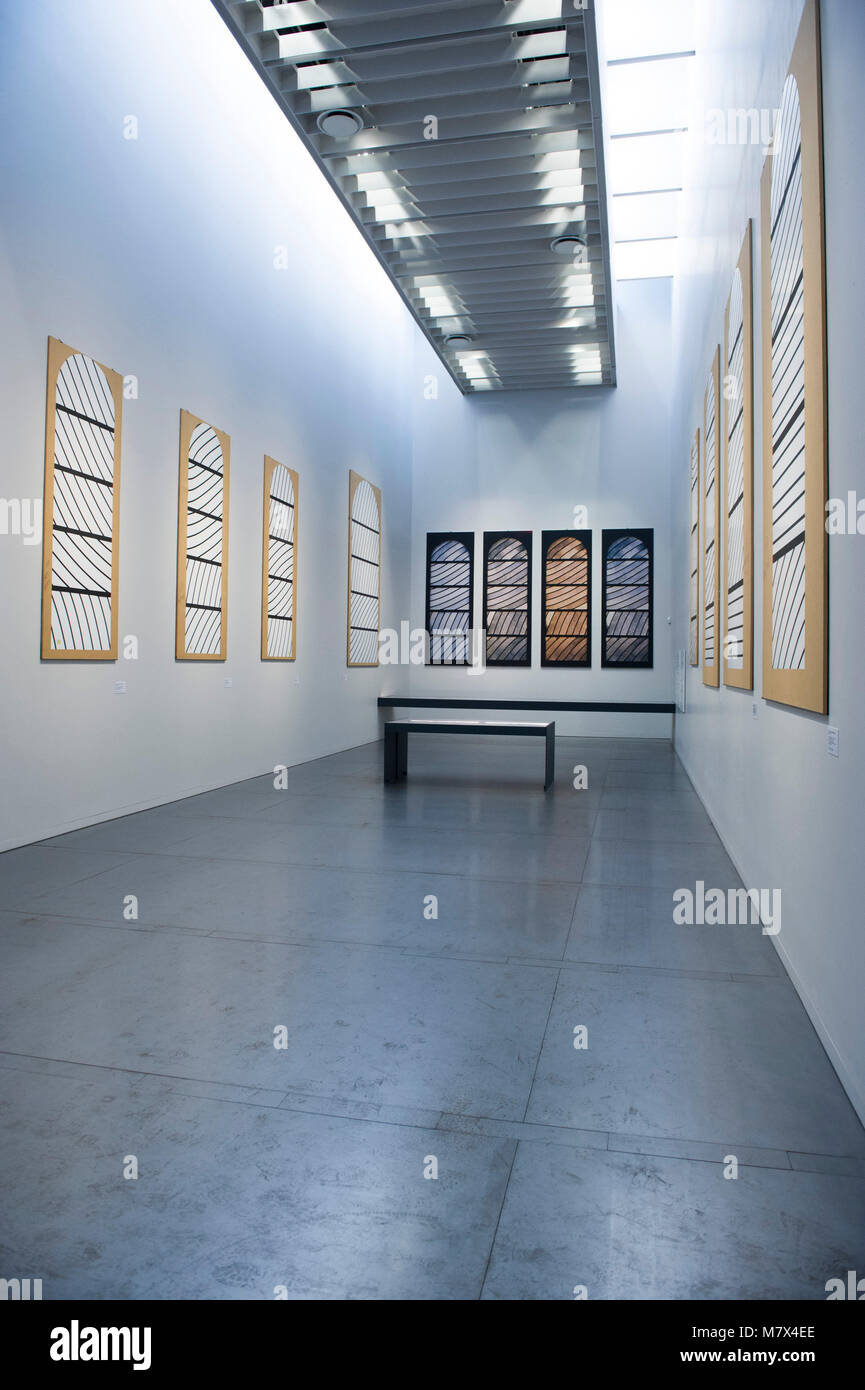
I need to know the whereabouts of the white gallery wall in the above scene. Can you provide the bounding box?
[671,0,865,1120]
[405,278,675,738]
[0,0,419,850]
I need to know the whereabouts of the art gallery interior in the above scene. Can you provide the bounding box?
[1,0,864,1304]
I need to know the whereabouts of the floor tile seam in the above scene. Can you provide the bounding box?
[2,1049,863,1168]
[477,1136,521,1300]
[521,966,564,1122]
[0,911,787,978]
[17,849,588,887]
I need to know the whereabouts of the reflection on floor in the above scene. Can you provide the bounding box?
[0,735,863,1299]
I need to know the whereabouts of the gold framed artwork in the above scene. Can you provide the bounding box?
[688,428,700,667]
[261,457,298,661]
[176,409,230,661]
[723,221,754,690]
[41,336,123,659]
[760,0,827,713]
[347,469,381,667]
[702,347,721,688]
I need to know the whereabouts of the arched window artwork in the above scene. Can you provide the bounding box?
[541,530,591,666]
[688,430,700,667]
[426,532,473,665]
[602,529,653,668]
[723,223,754,690]
[41,337,123,659]
[483,531,532,665]
[261,457,298,661]
[347,470,381,667]
[702,348,720,688]
[176,409,230,660]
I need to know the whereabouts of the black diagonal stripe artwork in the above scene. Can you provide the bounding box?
[265,462,295,658]
[183,422,225,656]
[48,349,117,653]
[726,266,746,669]
[703,370,717,666]
[689,432,700,665]
[769,73,806,671]
[349,476,380,665]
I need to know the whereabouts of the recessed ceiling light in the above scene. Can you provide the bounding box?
[444,334,473,348]
[550,234,588,258]
[316,109,363,138]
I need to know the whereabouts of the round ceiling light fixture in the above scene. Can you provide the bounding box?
[550,234,587,258]
[316,109,364,139]
[444,334,473,348]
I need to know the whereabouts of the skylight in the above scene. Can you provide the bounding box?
[601,0,696,280]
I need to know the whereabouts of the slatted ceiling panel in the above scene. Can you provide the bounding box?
[212,0,615,391]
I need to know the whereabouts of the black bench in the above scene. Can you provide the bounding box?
[383,719,556,790]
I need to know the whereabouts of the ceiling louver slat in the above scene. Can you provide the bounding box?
[213,0,616,391]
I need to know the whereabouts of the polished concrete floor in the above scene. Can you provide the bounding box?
[1,734,863,1300]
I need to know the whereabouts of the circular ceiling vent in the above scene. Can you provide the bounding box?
[444,334,473,348]
[316,109,363,138]
[550,234,587,258]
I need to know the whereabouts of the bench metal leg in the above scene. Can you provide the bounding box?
[544,724,555,791]
[398,730,408,778]
[384,727,398,782]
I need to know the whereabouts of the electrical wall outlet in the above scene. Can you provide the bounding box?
[827,726,839,757]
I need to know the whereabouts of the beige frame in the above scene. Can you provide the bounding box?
[41,336,123,660]
[176,408,230,661]
[261,456,299,661]
[346,468,382,668]
[702,347,721,688]
[688,427,701,667]
[723,221,755,690]
[760,0,827,713]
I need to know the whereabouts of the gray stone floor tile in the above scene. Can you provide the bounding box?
[481,1144,865,1300]
[525,970,865,1155]
[0,916,557,1119]
[0,1068,513,1300]
[565,885,782,975]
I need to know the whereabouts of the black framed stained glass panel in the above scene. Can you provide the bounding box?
[483,531,532,666]
[426,532,474,665]
[601,528,653,668]
[541,529,591,666]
